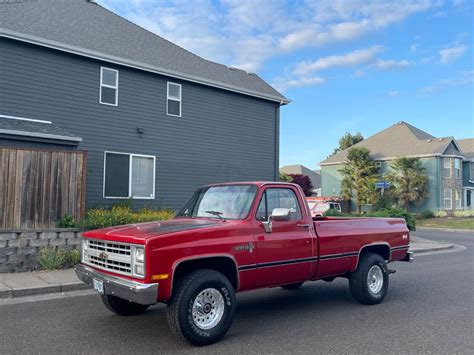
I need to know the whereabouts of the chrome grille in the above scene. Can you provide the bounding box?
[83,239,132,276]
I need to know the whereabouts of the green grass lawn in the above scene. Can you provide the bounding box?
[417,218,474,230]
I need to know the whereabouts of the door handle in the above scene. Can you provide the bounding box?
[297,224,310,228]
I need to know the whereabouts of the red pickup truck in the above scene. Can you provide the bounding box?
[75,182,412,345]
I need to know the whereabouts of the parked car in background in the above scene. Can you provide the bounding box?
[306,197,342,217]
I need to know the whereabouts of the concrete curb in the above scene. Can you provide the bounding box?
[410,243,455,254]
[0,282,89,299]
[416,227,473,233]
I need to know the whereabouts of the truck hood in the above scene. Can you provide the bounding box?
[82,218,222,243]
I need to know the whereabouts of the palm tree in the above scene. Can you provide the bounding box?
[386,157,429,210]
[339,147,378,213]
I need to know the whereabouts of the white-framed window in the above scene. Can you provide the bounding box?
[103,151,155,199]
[100,67,119,106]
[455,189,462,209]
[454,158,461,178]
[167,82,182,117]
[443,187,452,210]
[442,158,451,178]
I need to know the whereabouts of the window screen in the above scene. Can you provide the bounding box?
[104,153,130,197]
[131,156,154,198]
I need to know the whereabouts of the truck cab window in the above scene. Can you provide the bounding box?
[255,188,302,221]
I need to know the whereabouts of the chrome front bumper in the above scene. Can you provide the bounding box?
[75,264,158,305]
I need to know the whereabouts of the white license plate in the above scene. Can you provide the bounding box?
[93,278,104,294]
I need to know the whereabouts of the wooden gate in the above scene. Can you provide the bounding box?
[0,147,87,229]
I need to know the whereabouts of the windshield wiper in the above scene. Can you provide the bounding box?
[205,210,225,221]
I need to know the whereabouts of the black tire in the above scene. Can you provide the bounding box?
[281,282,304,290]
[349,253,389,305]
[100,294,150,316]
[167,269,236,346]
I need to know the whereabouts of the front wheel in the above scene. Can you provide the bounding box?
[349,253,389,305]
[167,269,236,346]
[100,294,150,316]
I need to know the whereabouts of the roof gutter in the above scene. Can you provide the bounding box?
[0,30,291,105]
[0,129,83,143]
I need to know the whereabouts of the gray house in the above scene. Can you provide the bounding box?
[0,0,288,212]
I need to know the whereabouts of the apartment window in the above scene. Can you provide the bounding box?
[103,152,155,199]
[100,67,118,106]
[375,161,382,173]
[167,82,182,117]
[455,189,462,209]
[442,158,451,178]
[443,187,452,210]
[471,162,474,180]
[454,159,461,179]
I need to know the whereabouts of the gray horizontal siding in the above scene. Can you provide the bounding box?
[0,38,279,210]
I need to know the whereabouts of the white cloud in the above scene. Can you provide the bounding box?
[419,70,473,94]
[439,45,467,64]
[294,46,384,75]
[272,76,325,92]
[373,59,411,70]
[99,0,436,75]
[388,90,400,97]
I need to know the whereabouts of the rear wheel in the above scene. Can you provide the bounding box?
[167,269,236,346]
[349,253,389,305]
[101,294,149,316]
[281,282,304,290]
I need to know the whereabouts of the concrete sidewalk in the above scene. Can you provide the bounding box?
[0,237,455,300]
[0,269,88,299]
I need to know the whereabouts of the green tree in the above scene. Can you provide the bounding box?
[386,157,429,210]
[330,132,364,156]
[339,147,378,213]
[279,172,293,182]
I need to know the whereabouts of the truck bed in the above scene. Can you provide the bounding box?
[312,217,409,279]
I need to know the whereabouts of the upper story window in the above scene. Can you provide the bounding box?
[103,152,155,199]
[454,158,461,179]
[471,162,474,180]
[100,67,119,106]
[442,158,452,178]
[167,82,182,117]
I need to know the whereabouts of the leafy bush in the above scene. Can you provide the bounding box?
[453,210,474,218]
[37,247,80,270]
[434,210,448,218]
[323,209,346,217]
[420,210,435,219]
[79,206,175,230]
[288,174,314,197]
[57,214,76,228]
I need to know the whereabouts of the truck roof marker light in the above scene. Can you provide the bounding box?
[151,274,169,281]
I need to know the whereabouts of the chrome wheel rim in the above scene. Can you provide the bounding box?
[367,265,384,294]
[192,288,225,330]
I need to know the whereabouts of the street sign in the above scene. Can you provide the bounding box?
[375,181,391,189]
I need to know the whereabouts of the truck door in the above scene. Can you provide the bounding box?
[253,186,314,287]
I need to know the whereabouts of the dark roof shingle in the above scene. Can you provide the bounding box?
[0,0,288,104]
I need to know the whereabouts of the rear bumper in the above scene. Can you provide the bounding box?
[401,251,414,262]
[74,264,158,305]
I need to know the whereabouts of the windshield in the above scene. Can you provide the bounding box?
[177,185,257,220]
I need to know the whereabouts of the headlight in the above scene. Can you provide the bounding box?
[81,239,88,262]
[134,247,145,263]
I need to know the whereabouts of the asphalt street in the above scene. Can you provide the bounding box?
[0,230,472,354]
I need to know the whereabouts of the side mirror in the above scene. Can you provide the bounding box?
[262,208,291,233]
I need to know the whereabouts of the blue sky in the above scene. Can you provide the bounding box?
[99,0,473,169]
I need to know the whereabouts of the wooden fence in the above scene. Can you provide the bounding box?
[0,147,87,229]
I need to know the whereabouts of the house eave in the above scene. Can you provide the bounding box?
[0,29,291,105]
[319,153,459,166]
[0,129,82,143]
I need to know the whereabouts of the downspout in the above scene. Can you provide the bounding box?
[274,102,281,181]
